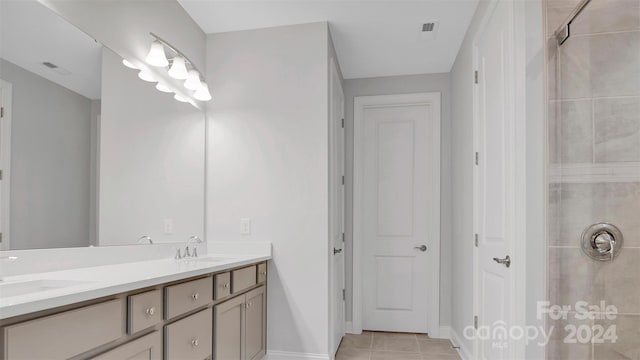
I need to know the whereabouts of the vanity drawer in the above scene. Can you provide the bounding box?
[232,265,257,294]
[214,272,231,300]
[128,289,163,334]
[3,298,124,359]
[257,262,267,283]
[164,276,212,320]
[164,307,212,360]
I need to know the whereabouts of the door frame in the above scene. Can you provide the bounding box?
[0,79,12,251]
[328,56,345,356]
[352,92,441,336]
[471,0,527,358]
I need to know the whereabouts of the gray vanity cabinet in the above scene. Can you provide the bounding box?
[244,286,266,360]
[214,286,266,360]
[0,261,267,360]
[91,331,162,360]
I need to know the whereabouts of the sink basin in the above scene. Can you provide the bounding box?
[0,279,89,298]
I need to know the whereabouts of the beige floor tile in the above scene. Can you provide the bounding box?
[372,332,420,352]
[336,347,371,360]
[422,354,461,360]
[415,334,431,340]
[341,332,373,349]
[370,351,422,360]
[417,339,458,355]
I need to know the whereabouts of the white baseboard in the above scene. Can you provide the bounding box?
[265,350,331,360]
[449,328,473,360]
[435,326,451,339]
[345,321,354,334]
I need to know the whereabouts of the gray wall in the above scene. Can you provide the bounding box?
[39,0,207,246]
[98,48,205,246]
[0,58,93,249]
[343,73,452,328]
[205,22,332,356]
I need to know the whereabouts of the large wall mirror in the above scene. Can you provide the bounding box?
[0,1,205,250]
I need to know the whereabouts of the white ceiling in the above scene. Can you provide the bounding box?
[178,0,479,79]
[0,1,102,99]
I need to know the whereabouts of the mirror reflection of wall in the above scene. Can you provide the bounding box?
[0,1,206,251]
[0,1,101,250]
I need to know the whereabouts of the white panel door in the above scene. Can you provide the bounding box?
[474,2,514,359]
[357,93,440,334]
[329,58,345,355]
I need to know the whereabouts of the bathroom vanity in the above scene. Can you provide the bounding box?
[0,256,269,360]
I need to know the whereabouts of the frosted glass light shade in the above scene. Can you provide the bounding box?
[174,93,188,103]
[194,83,212,101]
[137,70,156,82]
[168,56,188,79]
[145,40,169,67]
[122,59,138,69]
[184,70,202,91]
[156,83,172,93]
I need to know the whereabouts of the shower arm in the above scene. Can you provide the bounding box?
[554,0,593,45]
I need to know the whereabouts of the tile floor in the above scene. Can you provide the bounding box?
[336,331,462,360]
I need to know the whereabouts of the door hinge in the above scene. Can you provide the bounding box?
[474,315,478,329]
[474,233,478,247]
[1,107,4,118]
[475,152,479,166]
[341,175,344,185]
[0,232,2,243]
[341,118,344,128]
[342,289,346,301]
[342,232,345,242]
[474,71,479,84]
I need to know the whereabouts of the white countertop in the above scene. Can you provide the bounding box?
[0,254,271,320]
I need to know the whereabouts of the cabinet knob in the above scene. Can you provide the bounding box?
[191,292,199,301]
[260,271,267,275]
[191,339,199,347]
[223,283,230,289]
[145,307,156,316]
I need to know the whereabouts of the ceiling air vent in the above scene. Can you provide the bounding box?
[42,61,71,75]
[420,21,440,38]
[422,23,436,32]
[42,61,58,69]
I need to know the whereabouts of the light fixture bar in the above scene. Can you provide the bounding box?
[149,32,204,78]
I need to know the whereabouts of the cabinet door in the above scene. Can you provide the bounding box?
[214,295,245,360]
[244,286,266,360]
[91,331,162,360]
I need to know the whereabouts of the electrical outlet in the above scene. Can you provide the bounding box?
[240,218,251,235]
[163,218,173,235]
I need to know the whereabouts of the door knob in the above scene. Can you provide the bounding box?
[333,248,343,255]
[414,245,427,252]
[493,255,511,268]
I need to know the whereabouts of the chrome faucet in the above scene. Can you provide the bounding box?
[184,236,203,258]
[137,236,154,245]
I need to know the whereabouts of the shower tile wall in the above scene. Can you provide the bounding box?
[546,0,640,359]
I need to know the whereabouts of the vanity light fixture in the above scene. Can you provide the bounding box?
[137,69,156,82]
[184,70,202,90]
[173,93,189,103]
[142,32,213,103]
[155,82,173,93]
[145,40,169,67]
[122,59,138,69]
[194,83,212,101]
[168,56,189,79]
